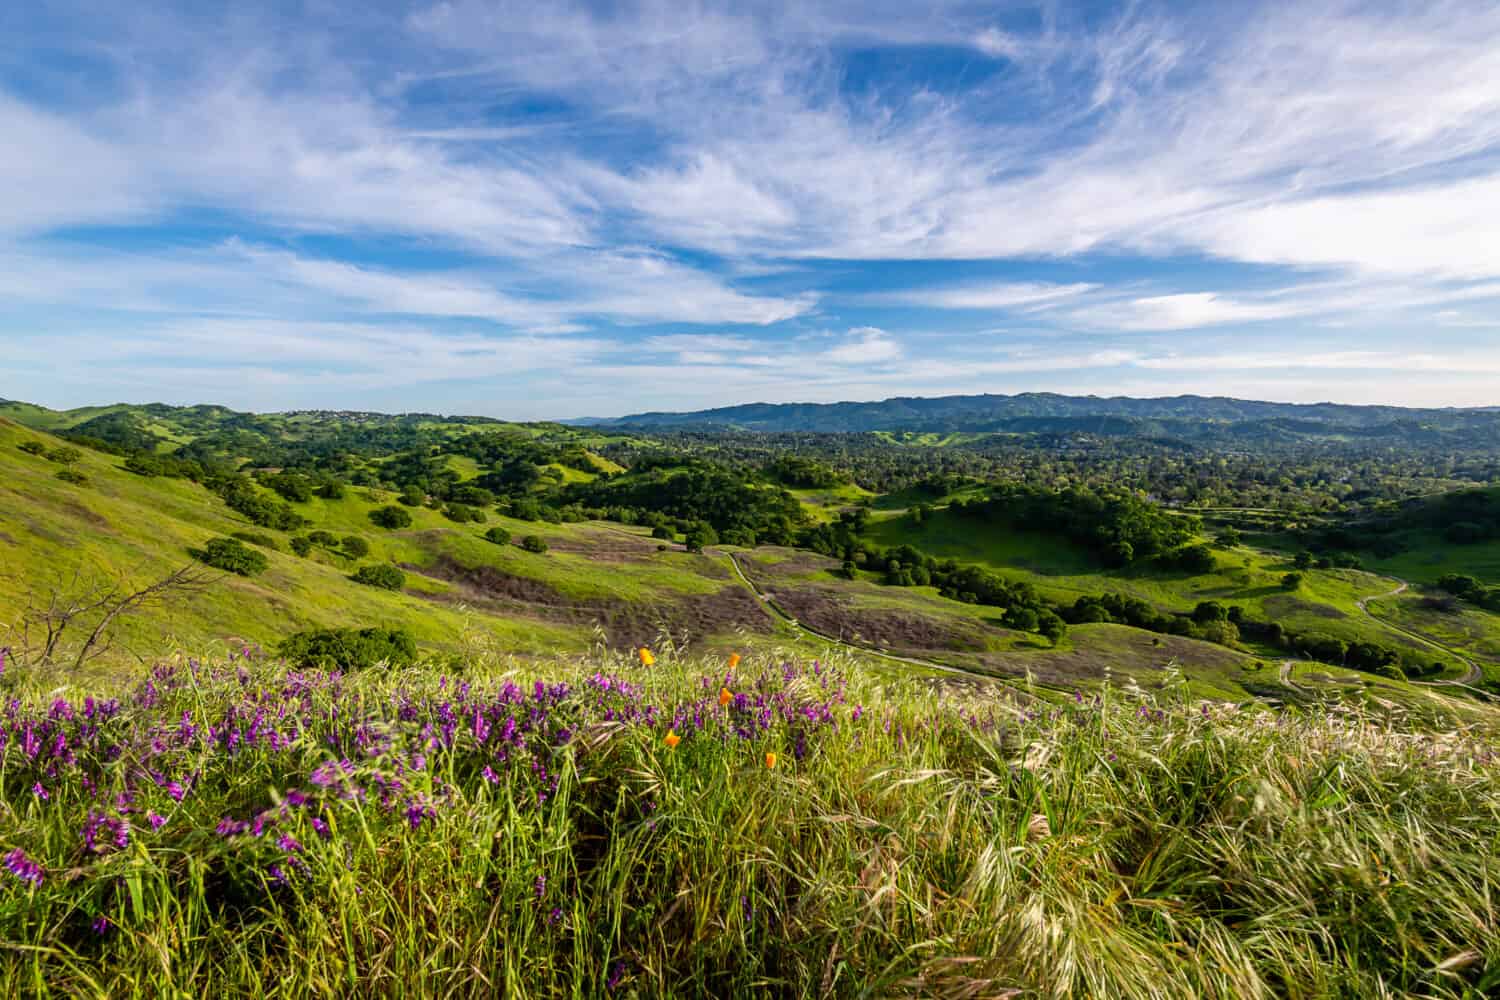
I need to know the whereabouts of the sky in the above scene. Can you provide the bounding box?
[3,0,1500,419]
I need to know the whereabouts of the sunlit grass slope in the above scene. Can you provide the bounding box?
[0,420,747,670]
[864,506,1484,662]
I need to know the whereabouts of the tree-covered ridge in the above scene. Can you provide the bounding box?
[561,464,809,546]
[598,390,1500,440]
[952,484,1201,567]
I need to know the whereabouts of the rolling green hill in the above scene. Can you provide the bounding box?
[3,398,1498,715]
[0,417,766,678]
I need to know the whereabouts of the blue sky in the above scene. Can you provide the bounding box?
[3,0,1500,419]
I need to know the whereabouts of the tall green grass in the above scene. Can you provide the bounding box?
[1,645,1496,998]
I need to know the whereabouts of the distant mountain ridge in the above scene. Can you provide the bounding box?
[587,392,1499,435]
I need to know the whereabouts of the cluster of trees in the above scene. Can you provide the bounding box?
[827,540,1065,642]
[564,465,807,547]
[763,454,849,488]
[17,440,82,464]
[351,564,405,590]
[442,502,487,524]
[190,537,268,577]
[605,426,1500,514]
[1435,574,1500,612]
[477,523,551,553]
[279,627,417,669]
[1237,614,1434,678]
[287,532,368,560]
[1058,595,1431,677]
[1422,489,1500,545]
[216,478,309,532]
[951,485,1202,568]
[1318,487,1500,556]
[370,505,413,530]
[1061,593,1239,645]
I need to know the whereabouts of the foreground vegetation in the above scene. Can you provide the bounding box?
[1,645,1496,998]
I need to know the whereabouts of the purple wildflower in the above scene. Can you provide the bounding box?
[4,848,43,886]
[216,817,249,838]
[147,811,167,831]
[92,915,112,935]
[607,961,627,990]
[82,812,129,853]
[31,783,48,801]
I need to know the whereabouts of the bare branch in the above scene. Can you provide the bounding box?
[6,562,221,671]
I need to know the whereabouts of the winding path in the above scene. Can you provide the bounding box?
[1278,660,1298,688]
[1354,580,1485,688]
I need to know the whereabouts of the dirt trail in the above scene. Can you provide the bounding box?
[1355,580,1484,688]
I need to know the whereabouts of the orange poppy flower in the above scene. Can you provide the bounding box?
[727,652,741,669]
[664,730,680,749]
[638,647,655,666]
[719,687,733,707]
[764,752,777,769]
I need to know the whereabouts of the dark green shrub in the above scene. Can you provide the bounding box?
[443,503,486,524]
[55,468,89,486]
[370,505,413,530]
[352,563,406,590]
[484,526,512,546]
[289,535,313,557]
[317,481,346,500]
[307,530,340,547]
[219,478,308,530]
[450,485,495,507]
[123,454,162,477]
[1162,544,1216,574]
[1437,574,1482,598]
[342,535,370,559]
[279,627,417,669]
[45,446,82,465]
[17,440,46,456]
[262,473,314,503]
[519,535,548,554]
[191,537,269,577]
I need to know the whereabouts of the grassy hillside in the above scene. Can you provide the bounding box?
[5,398,1499,717]
[1,646,1495,997]
[0,418,763,675]
[864,506,1497,679]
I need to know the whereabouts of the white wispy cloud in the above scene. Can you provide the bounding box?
[874,281,1099,311]
[821,327,903,364]
[5,0,1500,413]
